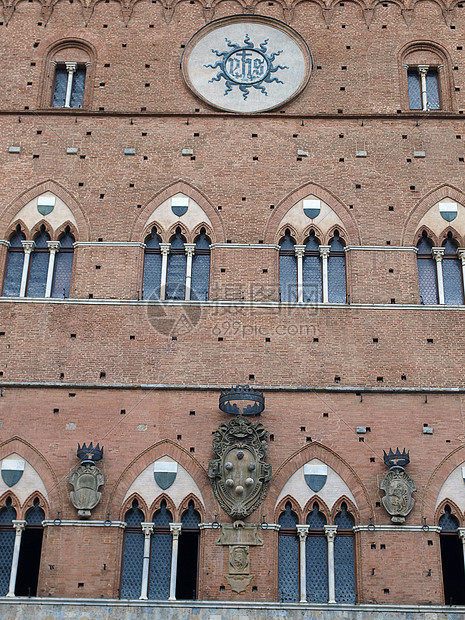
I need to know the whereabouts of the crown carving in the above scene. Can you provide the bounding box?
[219,385,265,416]
[77,442,103,462]
[383,448,410,469]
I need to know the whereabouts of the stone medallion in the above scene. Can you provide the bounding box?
[182,16,312,114]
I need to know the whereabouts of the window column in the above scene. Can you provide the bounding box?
[45,241,60,298]
[168,523,182,601]
[458,250,465,299]
[319,245,331,303]
[458,528,465,577]
[324,525,338,604]
[6,520,26,597]
[432,247,445,304]
[418,65,429,111]
[296,525,309,602]
[19,241,34,297]
[159,243,171,301]
[139,523,153,600]
[294,245,305,303]
[64,62,77,108]
[184,243,196,301]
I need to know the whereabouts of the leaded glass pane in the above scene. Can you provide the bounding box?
[443,258,464,305]
[148,532,171,599]
[306,504,327,529]
[328,256,346,303]
[166,253,187,300]
[59,233,75,248]
[125,501,144,526]
[305,232,320,251]
[279,255,297,302]
[181,503,200,527]
[3,251,24,297]
[192,254,210,301]
[145,232,161,249]
[335,505,355,529]
[70,67,86,108]
[25,500,45,524]
[426,69,440,110]
[0,530,15,596]
[417,235,433,254]
[278,504,298,528]
[330,233,345,252]
[153,501,172,527]
[143,254,162,300]
[303,255,322,303]
[408,69,421,109]
[280,232,295,250]
[439,507,459,531]
[443,237,457,255]
[52,66,67,107]
[52,252,73,298]
[120,531,144,599]
[306,536,328,603]
[334,536,356,603]
[418,258,438,304]
[278,534,299,602]
[0,501,16,524]
[27,251,49,297]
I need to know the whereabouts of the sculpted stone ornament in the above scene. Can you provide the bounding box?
[380,448,416,524]
[208,416,272,519]
[69,443,104,519]
[216,521,263,593]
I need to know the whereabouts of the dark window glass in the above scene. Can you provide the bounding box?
[303,231,321,303]
[439,506,459,531]
[442,234,463,304]
[334,504,355,529]
[52,66,68,107]
[408,69,422,109]
[0,530,15,596]
[166,229,186,300]
[192,230,210,301]
[121,500,144,599]
[25,499,45,524]
[27,230,50,298]
[306,503,328,603]
[52,232,74,299]
[279,231,297,303]
[70,67,86,108]
[149,500,172,600]
[328,232,346,303]
[417,233,438,304]
[278,503,299,602]
[426,69,440,110]
[0,499,16,523]
[3,230,26,297]
[306,502,327,528]
[143,229,162,300]
[334,504,356,603]
[181,501,200,527]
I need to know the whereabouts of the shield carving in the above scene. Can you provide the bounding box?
[303,199,321,220]
[37,196,55,216]
[1,459,25,487]
[171,196,189,217]
[304,462,327,492]
[439,201,458,222]
[154,461,177,490]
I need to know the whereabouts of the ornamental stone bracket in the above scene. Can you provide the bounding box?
[216,522,263,594]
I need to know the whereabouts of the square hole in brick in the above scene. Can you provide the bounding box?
[377,376,383,382]
[130,335,135,340]
[370,457,375,462]
[249,374,255,380]
[53,408,59,414]
[100,371,106,378]
[306,437,312,442]
[190,411,196,416]
[190,447,195,453]
[301,426,306,431]
[371,544,376,549]
[177,435,182,440]
[265,337,271,342]
[121,409,126,415]
[380,544,386,550]
[323,412,329,417]
[313,337,319,342]
[269,434,274,441]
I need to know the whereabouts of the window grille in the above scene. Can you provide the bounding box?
[278,503,299,602]
[191,228,211,301]
[417,232,439,304]
[306,503,328,603]
[0,499,16,596]
[443,235,463,305]
[143,228,162,300]
[2,228,25,297]
[27,228,50,298]
[279,230,297,302]
[303,231,322,303]
[149,500,172,600]
[166,229,187,301]
[439,505,459,531]
[181,501,200,527]
[328,232,346,303]
[25,499,45,524]
[121,500,145,599]
[334,503,356,603]
[52,230,75,299]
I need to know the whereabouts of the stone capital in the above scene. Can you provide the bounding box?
[65,62,77,73]
[21,241,35,254]
[160,242,171,256]
[457,248,465,264]
[319,245,331,259]
[294,245,306,258]
[12,520,26,533]
[296,524,309,540]
[47,241,61,252]
[458,527,465,542]
[324,525,338,541]
[417,65,429,75]
[184,243,196,257]
[432,247,445,262]
[141,522,154,536]
[169,522,182,537]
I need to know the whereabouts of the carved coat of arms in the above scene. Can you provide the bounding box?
[208,417,272,519]
[69,443,104,519]
[380,449,416,524]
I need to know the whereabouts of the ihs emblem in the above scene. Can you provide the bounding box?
[204,35,288,100]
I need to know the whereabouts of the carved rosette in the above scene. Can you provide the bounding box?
[380,466,416,524]
[69,462,104,519]
[208,416,272,519]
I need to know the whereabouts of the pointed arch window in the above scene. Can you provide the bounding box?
[305,502,328,603]
[149,501,172,600]
[0,498,16,596]
[177,501,200,600]
[279,228,347,303]
[15,498,45,597]
[334,503,356,603]
[142,225,210,301]
[439,504,465,605]
[27,227,51,298]
[417,231,464,305]
[2,227,25,298]
[51,228,75,299]
[121,500,145,599]
[278,502,299,602]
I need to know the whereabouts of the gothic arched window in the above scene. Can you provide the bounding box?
[303,231,322,303]
[417,231,464,305]
[442,233,463,305]
[166,228,187,301]
[149,501,172,600]
[328,231,346,303]
[334,503,356,603]
[305,502,328,603]
[142,227,162,300]
[278,502,299,602]
[191,228,211,301]
[177,501,200,600]
[439,504,465,605]
[0,498,16,596]
[121,500,145,599]
[52,228,75,299]
[16,498,45,597]
[417,231,438,304]
[279,230,297,303]
[2,226,25,297]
